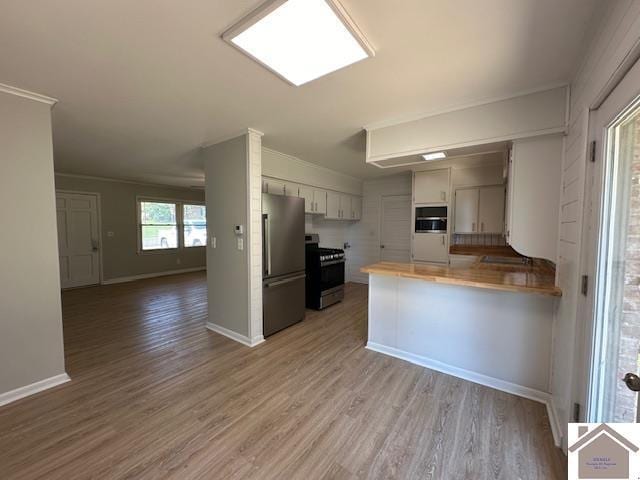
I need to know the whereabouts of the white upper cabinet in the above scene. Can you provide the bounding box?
[506,135,562,262]
[413,234,449,264]
[340,194,351,220]
[283,182,299,197]
[454,188,480,233]
[298,185,314,213]
[326,191,341,219]
[478,186,505,234]
[350,196,362,220]
[314,189,327,215]
[263,178,286,195]
[414,169,450,204]
[262,176,359,221]
[299,185,328,214]
[454,186,505,234]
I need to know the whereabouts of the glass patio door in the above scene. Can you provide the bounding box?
[585,58,640,423]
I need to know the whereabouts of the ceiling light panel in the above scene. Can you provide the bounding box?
[422,152,447,161]
[223,0,374,86]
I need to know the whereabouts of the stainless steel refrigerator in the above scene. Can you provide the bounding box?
[262,193,306,337]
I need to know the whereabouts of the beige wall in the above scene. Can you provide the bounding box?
[0,90,66,396]
[54,175,205,282]
[203,135,250,338]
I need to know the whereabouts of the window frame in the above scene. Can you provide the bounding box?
[136,196,206,254]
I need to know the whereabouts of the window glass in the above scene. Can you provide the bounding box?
[140,201,177,250]
[183,204,207,247]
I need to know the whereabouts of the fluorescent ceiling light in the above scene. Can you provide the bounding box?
[223,0,374,86]
[422,152,447,161]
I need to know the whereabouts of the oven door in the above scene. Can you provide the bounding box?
[319,260,345,292]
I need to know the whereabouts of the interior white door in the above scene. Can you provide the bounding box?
[380,195,411,262]
[57,192,100,288]
[580,55,640,423]
[478,186,505,234]
[454,188,479,233]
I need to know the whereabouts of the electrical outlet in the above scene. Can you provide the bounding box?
[237,238,244,251]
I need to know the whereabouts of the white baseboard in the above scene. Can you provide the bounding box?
[206,322,265,348]
[366,342,551,406]
[0,373,71,407]
[545,398,563,448]
[102,267,205,285]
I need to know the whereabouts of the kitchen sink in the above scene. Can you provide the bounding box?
[480,255,529,265]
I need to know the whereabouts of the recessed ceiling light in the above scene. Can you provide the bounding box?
[422,152,447,161]
[223,0,374,86]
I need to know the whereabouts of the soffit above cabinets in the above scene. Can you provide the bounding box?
[365,86,568,168]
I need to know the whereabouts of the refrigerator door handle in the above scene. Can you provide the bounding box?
[263,214,271,276]
[265,273,306,288]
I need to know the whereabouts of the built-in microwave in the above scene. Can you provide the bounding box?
[415,206,448,233]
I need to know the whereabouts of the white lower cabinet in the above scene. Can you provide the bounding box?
[412,233,449,264]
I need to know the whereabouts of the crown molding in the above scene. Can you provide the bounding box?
[0,83,58,106]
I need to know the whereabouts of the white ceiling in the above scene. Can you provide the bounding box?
[0,0,599,186]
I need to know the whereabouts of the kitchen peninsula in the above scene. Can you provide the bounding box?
[361,257,561,408]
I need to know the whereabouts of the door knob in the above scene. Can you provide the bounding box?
[622,373,640,392]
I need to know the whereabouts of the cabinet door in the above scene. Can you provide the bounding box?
[454,188,479,233]
[313,189,327,215]
[313,190,327,215]
[412,233,449,263]
[414,169,450,204]
[299,185,314,213]
[264,178,285,195]
[478,186,505,234]
[326,191,341,219]
[284,182,299,197]
[340,194,351,220]
[351,196,362,220]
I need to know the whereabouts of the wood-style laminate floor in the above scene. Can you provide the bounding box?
[0,272,567,479]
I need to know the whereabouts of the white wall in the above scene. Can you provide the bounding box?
[203,131,263,345]
[0,87,67,400]
[348,174,413,284]
[552,0,640,451]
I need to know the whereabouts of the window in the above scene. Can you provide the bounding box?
[138,198,206,252]
[183,204,207,248]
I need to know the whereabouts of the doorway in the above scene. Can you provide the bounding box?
[379,195,411,262]
[583,58,640,423]
[56,191,101,288]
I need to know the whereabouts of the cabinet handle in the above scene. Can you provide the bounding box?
[481,222,484,232]
[472,222,476,232]
[442,236,445,246]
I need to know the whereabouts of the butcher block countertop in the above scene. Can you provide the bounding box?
[361,259,562,297]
